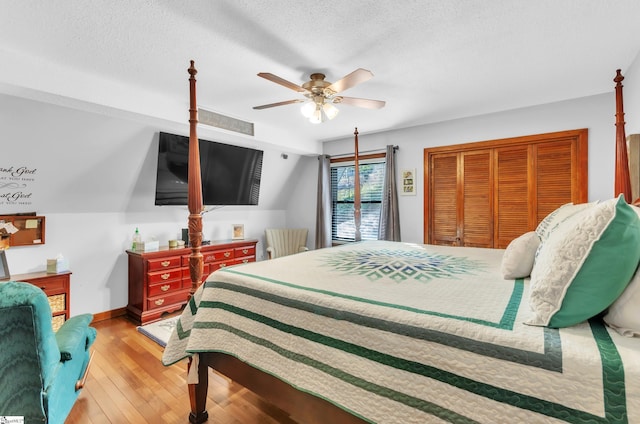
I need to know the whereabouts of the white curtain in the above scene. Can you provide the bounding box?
[379,145,401,241]
[315,155,332,248]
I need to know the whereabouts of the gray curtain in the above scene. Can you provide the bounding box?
[379,145,401,241]
[315,154,332,249]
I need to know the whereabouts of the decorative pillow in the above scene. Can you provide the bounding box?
[501,231,540,279]
[535,201,598,242]
[604,264,640,337]
[603,204,640,337]
[527,195,640,328]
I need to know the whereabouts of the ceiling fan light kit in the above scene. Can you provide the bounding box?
[300,97,340,124]
[254,68,385,124]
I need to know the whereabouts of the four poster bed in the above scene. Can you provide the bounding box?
[162,63,640,423]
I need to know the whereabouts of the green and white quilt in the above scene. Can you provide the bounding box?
[162,241,640,423]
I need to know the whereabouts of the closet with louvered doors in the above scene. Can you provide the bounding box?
[424,129,588,248]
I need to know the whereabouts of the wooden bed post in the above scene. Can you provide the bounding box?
[187,60,208,424]
[353,128,361,241]
[188,356,209,424]
[187,60,204,295]
[614,69,633,202]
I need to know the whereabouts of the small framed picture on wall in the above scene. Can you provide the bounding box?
[401,168,416,195]
[232,224,245,240]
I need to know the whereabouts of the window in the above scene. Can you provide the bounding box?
[331,158,386,242]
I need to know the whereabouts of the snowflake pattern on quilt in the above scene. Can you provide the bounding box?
[320,247,485,282]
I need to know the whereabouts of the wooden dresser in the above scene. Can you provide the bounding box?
[3,271,71,331]
[126,239,258,325]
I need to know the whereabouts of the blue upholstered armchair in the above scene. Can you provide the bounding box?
[0,281,96,424]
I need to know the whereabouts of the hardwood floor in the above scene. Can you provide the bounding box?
[65,315,297,424]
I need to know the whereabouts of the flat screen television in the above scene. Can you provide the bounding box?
[155,132,263,206]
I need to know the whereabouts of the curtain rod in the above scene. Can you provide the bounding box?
[330,145,399,159]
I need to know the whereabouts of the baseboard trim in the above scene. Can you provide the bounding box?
[93,307,127,322]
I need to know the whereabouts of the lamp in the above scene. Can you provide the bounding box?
[323,102,339,120]
[300,96,339,124]
[300,101,316,118]
[309,106,323,124]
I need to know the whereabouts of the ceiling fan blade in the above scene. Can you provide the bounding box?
[327,68,374,94]
[257,73,306,92]
[336,96,386,109]
[253,99,305,110]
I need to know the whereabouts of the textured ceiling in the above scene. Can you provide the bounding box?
[2,0,640,153]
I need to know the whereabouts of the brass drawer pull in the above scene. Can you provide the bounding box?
[242,249,248,254]
[161,273,170,280]
[161,260,171,267]
[155,299,165,306]
[224,252,231,258]
[220,263,227,268]
[160,284,170,292]
[242,259,249,263]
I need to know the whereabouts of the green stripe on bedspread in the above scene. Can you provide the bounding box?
[192,303,627,423]
[224,269,524,329]
[590,320,627,423]
[195,320,479,424]
[202,280,562,371]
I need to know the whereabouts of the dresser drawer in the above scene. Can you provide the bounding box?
[147,268,182,284]
[182,264,210,282]
[147,291,188,311]
[148,256,182,271]
[210,260,234,272]
[235,245,256,258]
[148,280,182,297]
[234,257,254,266]
[203,248,234,264]
[29,274,67,293]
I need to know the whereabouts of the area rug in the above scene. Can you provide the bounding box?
[137,316,179,347]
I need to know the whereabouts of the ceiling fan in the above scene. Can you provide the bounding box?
[253,68,385,123]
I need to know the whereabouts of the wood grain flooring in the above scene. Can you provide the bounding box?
[65,315,297,424]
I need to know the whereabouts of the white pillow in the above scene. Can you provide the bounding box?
[527,195,640,328]
[535,202,597,242]
[604,265,640,337]
[501,231,540,279]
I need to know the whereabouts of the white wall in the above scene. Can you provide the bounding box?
[1,93,299,315]
[288,92,619,246]
[625,52,640,135]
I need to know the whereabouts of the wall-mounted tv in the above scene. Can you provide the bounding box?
[155,132,263,206]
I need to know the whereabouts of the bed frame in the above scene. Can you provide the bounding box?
[182,61,632,424]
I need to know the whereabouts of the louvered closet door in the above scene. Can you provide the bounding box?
[462,150,493,247]
[424,129,588,248]
[494,146,530,248]
[535,140,575,224]
[430,153,458,245]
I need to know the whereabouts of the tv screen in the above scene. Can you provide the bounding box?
[155,132,263,206]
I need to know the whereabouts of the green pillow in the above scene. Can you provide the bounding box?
[528,195,640,328]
